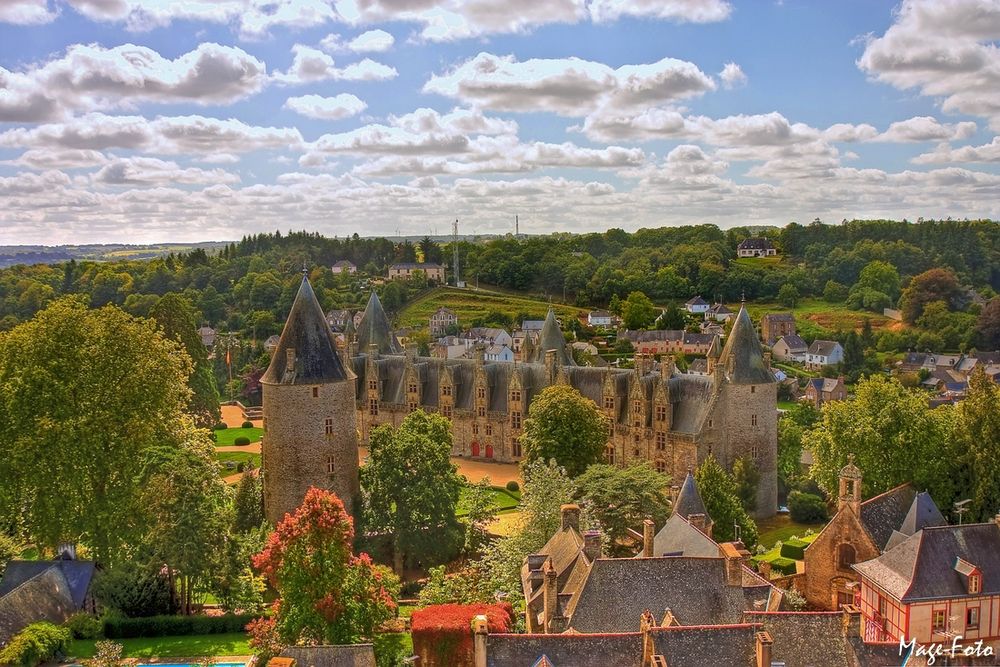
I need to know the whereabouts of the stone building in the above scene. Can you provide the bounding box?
[387,262,445,282]
[760,313,795,346]
[347,294,778,518]
[261,274,360,523]
[804,377,847,408]
[428,306,457,337]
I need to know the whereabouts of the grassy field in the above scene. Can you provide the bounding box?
[455,485,521,517]
[214,427,263,446]
[215,451,262,468]
[757,514,824,548]
[398,287,584,329]
[69,633,252,659]
[746,298,897,339]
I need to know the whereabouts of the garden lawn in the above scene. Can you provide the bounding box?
[758,514,824,548]
[215,451,262,468]
[69,633,251,659]
[397,287,583,329]
[455,485,521,518]
[752,533,819,568]
[214,427,263,446]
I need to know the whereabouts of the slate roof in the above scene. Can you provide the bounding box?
[738,238,775,250]
[686,296,709,306]
[808,377,842,394]
[567,557,773,632]
[522,319,545,331]
[0,560,96,643]
[899,491,946,536]
[648,514,720,558]
[623,329,683,343]
[854,523,1000,602]
[649,624,757,667]
[262,276,350,385]
[762,312,795,323]
[673,471,711,524]
[741,612,851,667]
[775,334,807,351]
[687,359,708,375]
[331,260,356,268]
[529,308,574,366]
[356,291,402,355]
[807,340,841,357]
[486,632,643,667]
[718,304,775,385]
[279,644,376,667]
[706,304,733,315]
[858,484,918,551]
[389,262,443,270]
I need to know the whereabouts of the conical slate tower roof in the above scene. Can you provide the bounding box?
[357,291,401,354]
[900,491,946,536]
[717,303,775,384]
[262,274,348,385]
[673,470,712,526]
[344,311,356,337]
[707,334,721,359]
[529,307,575,366]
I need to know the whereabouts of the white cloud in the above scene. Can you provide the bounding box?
[284,94,367,120]
[93,157,240,186]
[822,123,879,143]
[273,45,397,84]
[719,62,747,89]
[588,0,731,23]
[321,29,395,53]
[4,148,108,169]
[859,0,1000,129]
[913,136,1000,164]
[424,52,716,116]
[873,116,977,142]
[0,0,57,24]
[0,42,267,122]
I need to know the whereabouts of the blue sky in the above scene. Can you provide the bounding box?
[1,0,999,243]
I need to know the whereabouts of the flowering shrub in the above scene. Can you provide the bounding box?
[411,603,513,667]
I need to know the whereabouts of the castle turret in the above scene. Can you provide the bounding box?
[261,274,360,523]
[357,291,402,355]
[530,307,574,366]
[673,469,714,537]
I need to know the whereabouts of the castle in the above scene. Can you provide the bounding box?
[262,277,778,520]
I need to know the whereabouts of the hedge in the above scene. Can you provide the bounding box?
[214,422,228,430]
[788,491,829,524]
[780,538,809,561]
[505,480,519,493]
[0,622,72,667]
[241,420,254,429]
[411,603,513,667]
[234,436,251,446]
[770,557,798,576]
[103,613,257,638]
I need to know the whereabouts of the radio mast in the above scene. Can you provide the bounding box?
[452,219,460,286]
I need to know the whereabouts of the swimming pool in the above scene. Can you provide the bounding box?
[137,663,245,667]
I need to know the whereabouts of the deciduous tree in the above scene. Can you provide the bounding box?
[621,291,656,329]
[521,385,609,477]
[694,455,758,547]
[576,463,670,556]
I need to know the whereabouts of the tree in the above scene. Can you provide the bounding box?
[777,283,799,308]
[788,491,827,523]
[621,291,656,329]
[576,463,670,556]
[976,297,1000,350]
[462,478,499,557]
[694,455,758,547]
[842,331,864,378]
[0,298,192,564]
[150,293,221,426]
[900,267,962,324]
[731,458,760,514]
[252,488,397,647]
[823,280,849,303]
[234,467,265,533]
[656,303,686,330]
[521,384,609,477]
[953,367,1000,522]
[854,260,901,300]
[860,319,875,350]
[362,410,464,574]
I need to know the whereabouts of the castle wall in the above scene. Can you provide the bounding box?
[263,379,360,524]
[720,382,778,518]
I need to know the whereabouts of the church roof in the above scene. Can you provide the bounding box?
[899,491,946,536]
[648,514,720,558]
[673,470,711,525]
[357,291,402,354]
[530,307,575,366]
[262,275,349,385]
[718,304,775,385]
[858,484,917,551]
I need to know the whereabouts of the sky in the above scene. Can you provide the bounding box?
[1,0,1000,244]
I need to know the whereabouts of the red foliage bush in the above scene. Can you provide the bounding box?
[411,603,513,667]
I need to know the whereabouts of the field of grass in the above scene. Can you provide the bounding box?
[747,298,896,339]
[214,427,263,446]
[455,485,521,517]
[757,514,824,548]
[398,287,584,329]
[69,633,252,659]
[215,451,262,468]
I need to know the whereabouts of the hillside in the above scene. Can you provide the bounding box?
[397,286,585,329]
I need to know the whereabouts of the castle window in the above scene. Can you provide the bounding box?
[655,460,667,474]
[656,432,666,450]
[326,456,335,474]
[408,382,418,394]
[313,387,319,398]
[369,379,378,390]
[633,448,640,458]
[408,401,417,412]
[369,399,379,416]
[442,385,452,397]
[633,400,642,414]
[751,445,759,461]
[325,417,333,435]
[510,389,521,402]
[750,385,756,394]
[442,405,452,418]
[655,405,667,422]
[472,423,479,436]
[751,414,757,427]
[604,446,615,465]
[511,411,522,429]
[478,406,486,418]
[485,424,493,436]
[838,543,856,570]
[512,439,522,457]
[477,386,486,400]
[604,396,614,410]
[708,419,713,428]
[608,422,614,437]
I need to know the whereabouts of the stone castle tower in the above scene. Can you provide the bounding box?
[261,273,359,524]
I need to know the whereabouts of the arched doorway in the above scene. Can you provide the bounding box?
[471,441,480,457]
[485,444,494,459]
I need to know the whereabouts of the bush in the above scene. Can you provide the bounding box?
[779,538,809,561]
[788,491,829,524]
[770,557,798,576]
[504,480,519,493]
[65,612,103,639]
[241,420,254,429]
[85,640,126,667]
[209,432,217,442]
[411,604,513,667]
[103,613,258,639]
[214,422,228,430]
[234,436,251,446]
[237,462,246,473]
[0,622,72,667]
[92,560,174,617]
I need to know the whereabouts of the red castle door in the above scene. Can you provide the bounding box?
[485,444,494,459]
[471,441,480,457]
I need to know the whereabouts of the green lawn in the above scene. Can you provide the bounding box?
[455,485,521,518]
[746,298,896,339]
[757,514,824,548]
[398,286,583,329]
[374,632,412,665]
[69,633,252,659]
[752,533,819,567]
[215,451,262,468]
[214,427,263,446]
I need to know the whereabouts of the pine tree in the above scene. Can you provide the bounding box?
[694,455,758,547]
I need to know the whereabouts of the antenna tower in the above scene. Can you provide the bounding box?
[452,219,460,286]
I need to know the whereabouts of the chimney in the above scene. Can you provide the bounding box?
[560,504,580,532]
[755,631,773,667]
[688,513,706,535]
[545,349,557,381]
[763,350,772,369]
[473,614,488,667]
[640,610,656,666]
[661,355,676,379]
[643,519,655,558]
[842,604,862,638]
[721,541,750,586]
[368,342,379,361]
[542,561,558,633]
[583,530,602,562]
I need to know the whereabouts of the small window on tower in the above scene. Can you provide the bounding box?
[750,385,755,394]
[751,414,757,427]
[485,424,493,436]
[326,456,335,474]
[325,417,333,435]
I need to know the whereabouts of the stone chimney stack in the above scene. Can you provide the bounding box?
[545,348,557,381]
[642,519,655,558]
[688,513,706,534]
[754,631,773,667]
[368,342,379,361]
[542,560,558,633]
[842,604,862,638]
[661,355,676,379]
[763,350,772,369]
[721,541,750,586]
[473,615,488,667]
[583,530,602,561]
[560,503,580,532]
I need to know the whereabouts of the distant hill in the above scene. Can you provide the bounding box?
[0,242,231,268]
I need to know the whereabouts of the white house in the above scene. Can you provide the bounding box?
[484,344,515,362]
[737,238,778,258]
[704,303,734,322]
[331,260,357,274]
[772,334,808,363]
[588,310,614,327]
[805,340,844,369]
[685,296,710,314]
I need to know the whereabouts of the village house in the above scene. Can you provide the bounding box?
[197,325,216,348]
[760,313,796,346]
[737,238,778,258]
[428,306,458,337]
[687,358,709,376]
[387,262,445,282]
[704,303,734,323]
[685,296,710,314]
[264,334,281,353]
[587,310,615,327]
[772,334,808,363]
[804,377,847,408]
[622,330,717,356]
[330,259,357,274]
[700,320,725,337]
[484,344,515,363]
[806,340,844,370]
[326,308,353,330]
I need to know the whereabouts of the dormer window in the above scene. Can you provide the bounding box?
[970,573,982,595]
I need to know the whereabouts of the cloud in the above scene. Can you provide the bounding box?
[0,0,57,24]
[424,52,716,116]
[320,29,395,53]
[0,42,267,122]
[873,116,977,142]
[858,0,1000,129]
[587,0,731,23]
[93,157,240,186]
[719,62,747,89]
[4,148,109,169]
[913,136,1000,163]
[272,45,397,84]
[284,94,367,120]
